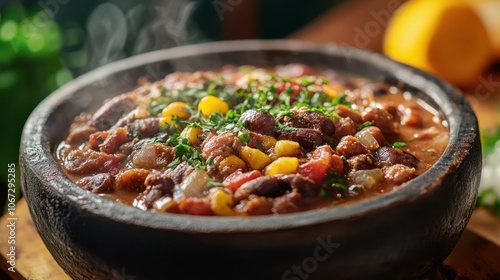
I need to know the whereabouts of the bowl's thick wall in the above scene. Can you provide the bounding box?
[20,40,481,280]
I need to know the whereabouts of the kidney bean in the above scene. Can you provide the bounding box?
[288,108,335,136]
[239,109,275,135]
[276,128,326,149]
[375,146,419,168]
[235,176,291,200]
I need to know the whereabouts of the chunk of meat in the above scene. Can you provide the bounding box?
[201,132,242,169]
[135,173,175,209]
[362,107,397,134]
[112,107,150,129]
[239,110,275,135]
[333,117,358,140]
[99,127,129,154]
[144,173,175,193]
[240,195,274,215]
[67,125,97,145]
[89,131,110,150]
[347,154,377,171]
[132,143,175,169]
[336,136,368,158]
[167,161,195,185]
[335,105,363,124]
[124,117,161,138]
[115,169,151,192]
[383,164,417,185]
[91,94,137,130]
[62,149,124,175]
[77,173,114,193]
[234,176,291,201]
[272,191,302,214]
[281,174,320,198]
[287,108,335,136]
[375,146,419,168]
[276,128,325,149]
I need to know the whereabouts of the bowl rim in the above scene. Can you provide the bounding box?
[20,39,478,233]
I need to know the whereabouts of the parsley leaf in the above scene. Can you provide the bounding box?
[392,141,407,149]
[238,131,251,145]
[359,121,372,130]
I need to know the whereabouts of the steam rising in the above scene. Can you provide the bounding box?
[84,0,204,72]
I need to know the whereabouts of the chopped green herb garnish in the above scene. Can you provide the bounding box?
[332,93,351,108]
[326,171,348,192]
[238,131,251,145]
[320,189,333,199]
[206,180,223,188]
[207,156,216,169]
[276,122,298,131]
[96,135,104,142]
[359,121,372,130]
[392,141,407,149]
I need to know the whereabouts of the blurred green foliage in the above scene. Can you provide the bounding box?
[1,3,72,213]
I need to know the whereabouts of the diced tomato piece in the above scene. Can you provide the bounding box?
[89,131,109,149]
[330,154,345,173]
[298,159,329,183]
[178,198,214,216]
[223,170,262,192]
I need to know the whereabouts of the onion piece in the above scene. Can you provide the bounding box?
[348,169,383,189]
[178,169,210,198]
[355,130,380,151]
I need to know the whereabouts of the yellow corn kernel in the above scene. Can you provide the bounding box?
[323,84,344,98]
[198,96,229,117]
[265,157,299,176]
[274,140,301,157]
[260,135,277,150]
[160,102,190,125]
[210,189,235,216]
[180,126,203,145]
[240,146,272,170]
[219,155,246,170]
[162,102,190,119]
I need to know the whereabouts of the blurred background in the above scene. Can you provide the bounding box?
[1,0,499,215]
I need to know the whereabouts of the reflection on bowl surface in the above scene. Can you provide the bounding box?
[20,40,481,280]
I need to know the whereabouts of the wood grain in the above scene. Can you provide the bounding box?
[0,199,70,280]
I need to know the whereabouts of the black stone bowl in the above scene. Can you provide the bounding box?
[20,40,481,280]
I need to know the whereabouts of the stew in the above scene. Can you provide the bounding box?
[55,64,449,216]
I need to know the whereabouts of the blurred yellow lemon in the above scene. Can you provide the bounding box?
[384,0,493,86]
[465,0,500,58]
